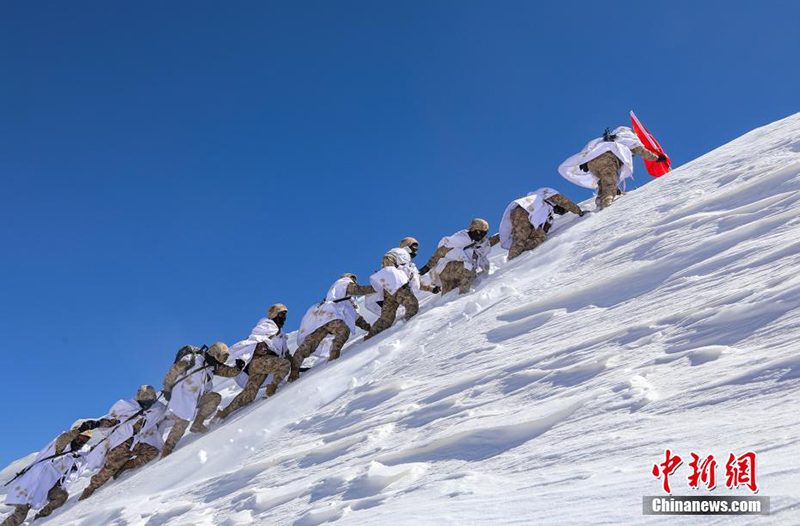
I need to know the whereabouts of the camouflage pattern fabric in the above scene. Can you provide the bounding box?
[52,429,84,454]
[423,234,499,272]
[112,443,159,479]
[1,504,31,526]
[381,252,399,268]
[355,315,371,332]
[367,284,419,338]
[508,205,548,260]
[586,151,621,208]
[346,282,375,296]
[191,391,222,432]
[164,356,241,391]
[214,363,244,378]
[423,245,451,272]
[439,260,477,294]
[633,145,659,162]
[217,356,291,419]
[547,194,583,215]
[432,232,501,294]
[163,417,189,457]
[293,319,350,365]
[162,360,192,391]
[395,284,419,320]
[80,438,135,499]
[162,391,222,456]
[588,147,658,208]
[32,485,68,520]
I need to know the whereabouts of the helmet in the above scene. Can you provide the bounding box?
[340,273,357,282]
[136,385,157,402]
[268,303,288,319]
[207,342,229,363]
[399,237,419,249]
[468,218,489,232]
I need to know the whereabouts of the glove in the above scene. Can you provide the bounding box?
[579,162,589,173]
[431,285,442,294]
[235,359,246,370]
[418,265,430,276]
[163,389,172,401]
[578,210,586,217]
[656,154,668,163]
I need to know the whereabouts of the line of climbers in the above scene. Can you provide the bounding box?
[2,124,667,525]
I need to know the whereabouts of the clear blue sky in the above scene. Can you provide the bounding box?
[1,1,798,466]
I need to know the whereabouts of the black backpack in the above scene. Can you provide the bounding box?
[173,344,208,367]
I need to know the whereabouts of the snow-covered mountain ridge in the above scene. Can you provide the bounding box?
[3,113,800,525]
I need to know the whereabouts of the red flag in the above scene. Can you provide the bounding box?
[630,111,671,177]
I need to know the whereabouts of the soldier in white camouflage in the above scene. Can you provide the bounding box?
[216,343,290,419]
[289,274,373,381]
[160,342,244,457]
[559,126,667,209]
[506,192,584,260]
[216,305,292,419]
[420,218,500,295]
[367,238,439,339]
[582,131,662,209]
[79,386,167,500]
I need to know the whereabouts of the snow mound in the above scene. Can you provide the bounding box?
[3,113,800,525]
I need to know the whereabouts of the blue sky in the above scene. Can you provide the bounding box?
[1,1,798,466]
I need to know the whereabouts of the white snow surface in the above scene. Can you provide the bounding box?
[4,113,800,524]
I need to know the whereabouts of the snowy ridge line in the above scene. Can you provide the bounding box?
[3,111,800,524]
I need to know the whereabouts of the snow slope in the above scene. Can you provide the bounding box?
[4,113,800,525]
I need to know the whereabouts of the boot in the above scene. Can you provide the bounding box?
[190,421,209,434]
[287,361,301,382]
[264,384,278,398]
[79,487,95,501]
[601,195,615,209]
[328,349,340,361]
[161,445,174,459]
[6,504,31,525]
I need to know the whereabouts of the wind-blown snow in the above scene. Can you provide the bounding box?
[3,114,800,525]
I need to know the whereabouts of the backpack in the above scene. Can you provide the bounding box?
[173,344,207,366]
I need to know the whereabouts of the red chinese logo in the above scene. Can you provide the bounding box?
[688,453,716,490]
[725,452,758,492]
[652,449,683,494]
[652,450,758,493]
